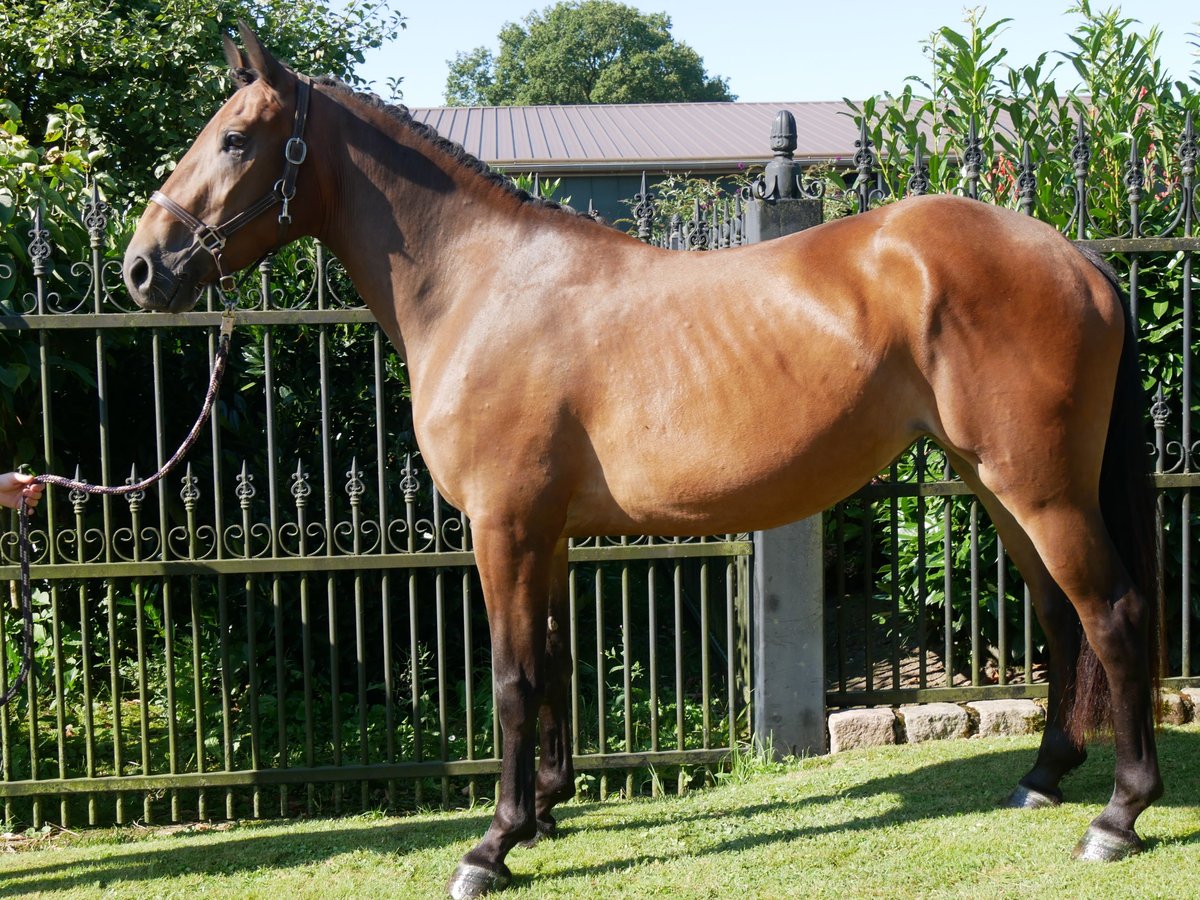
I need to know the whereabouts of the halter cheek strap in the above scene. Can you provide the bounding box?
[151,73,312,294]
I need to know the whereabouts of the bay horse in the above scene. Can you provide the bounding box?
[123,24,1162,897]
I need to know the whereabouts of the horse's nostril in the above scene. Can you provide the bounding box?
[127,255,152,291]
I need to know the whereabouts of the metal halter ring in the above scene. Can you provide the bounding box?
[285,137,308,165]
[197,226,227,254]
[276,179,297,225]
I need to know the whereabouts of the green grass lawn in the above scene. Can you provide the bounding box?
[2,725,1197,899]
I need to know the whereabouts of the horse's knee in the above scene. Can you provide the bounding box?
[1032,590,1080,646]
[544,619,571,670]
[495,673,541,729]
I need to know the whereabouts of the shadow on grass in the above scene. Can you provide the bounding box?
[3,729,1197,895]
[547,728,1200,881]
[0,811,492,896]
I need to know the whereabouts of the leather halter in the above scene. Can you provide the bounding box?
[150,74,311,294]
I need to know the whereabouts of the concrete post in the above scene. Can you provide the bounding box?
[745,111,826,758]
[752,520,826,757]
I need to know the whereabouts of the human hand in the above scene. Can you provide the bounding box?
[0,471,44,512]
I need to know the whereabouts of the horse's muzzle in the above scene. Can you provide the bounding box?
[123,248,202,313]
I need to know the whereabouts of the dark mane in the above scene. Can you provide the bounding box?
[313,75,599,221]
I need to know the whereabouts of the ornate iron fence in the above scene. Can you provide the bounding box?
[625,109,1200,711]
[823,113,1200,707]
[5,103,1200,829]
[0,205,752,828]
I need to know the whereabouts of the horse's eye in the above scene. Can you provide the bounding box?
[222,132,247,153]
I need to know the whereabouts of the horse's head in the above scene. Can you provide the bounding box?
[124,23,312,312]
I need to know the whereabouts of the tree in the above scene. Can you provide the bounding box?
[444,0,733,106]
[0,1,406,463]
[0,0,405,201]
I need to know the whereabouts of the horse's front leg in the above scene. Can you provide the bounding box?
[525,539,575,845]
[448,523,556,899]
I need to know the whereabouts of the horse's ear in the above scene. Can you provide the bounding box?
[222,33,255,88]
[222,33,246,70]
[237,19,284,88]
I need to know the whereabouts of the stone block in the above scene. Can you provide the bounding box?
[966,699,1045,737]
[898,703,971,743]
[828,708,896,753]
[1162,691,1193,725]
[1180,687,1200,722]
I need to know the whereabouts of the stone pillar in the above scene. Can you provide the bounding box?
[746,110,826,758]
[752,518,826,757]
[743,198,821,243]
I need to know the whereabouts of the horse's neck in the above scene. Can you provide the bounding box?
[313,95,539,367]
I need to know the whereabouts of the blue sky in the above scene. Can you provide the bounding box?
[347,1,1199,108]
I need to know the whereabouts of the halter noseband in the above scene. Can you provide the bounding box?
[150,74,312,294]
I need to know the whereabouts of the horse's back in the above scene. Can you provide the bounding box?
[581,197,1122,531]
[421,194,1123,538]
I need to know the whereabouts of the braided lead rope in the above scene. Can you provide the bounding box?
[1,496,36,707]
[1,316,235,707]
[38,327,231,496]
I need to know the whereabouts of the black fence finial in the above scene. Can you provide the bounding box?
[755,110,803,201]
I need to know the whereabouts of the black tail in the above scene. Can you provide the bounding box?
[1069,248,1161,744]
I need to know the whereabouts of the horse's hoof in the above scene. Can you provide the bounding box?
[518,817,558,849]
[446,862,511,899]
[1001,784,1062,810]
[1071,824,1142,862]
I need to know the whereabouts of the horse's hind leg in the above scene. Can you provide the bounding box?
[522,539,576,846]
[960,456,1160,857]
[944,458,1088,807]
[1015,504,1160,857]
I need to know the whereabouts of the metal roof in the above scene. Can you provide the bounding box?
[410,102,859,174]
